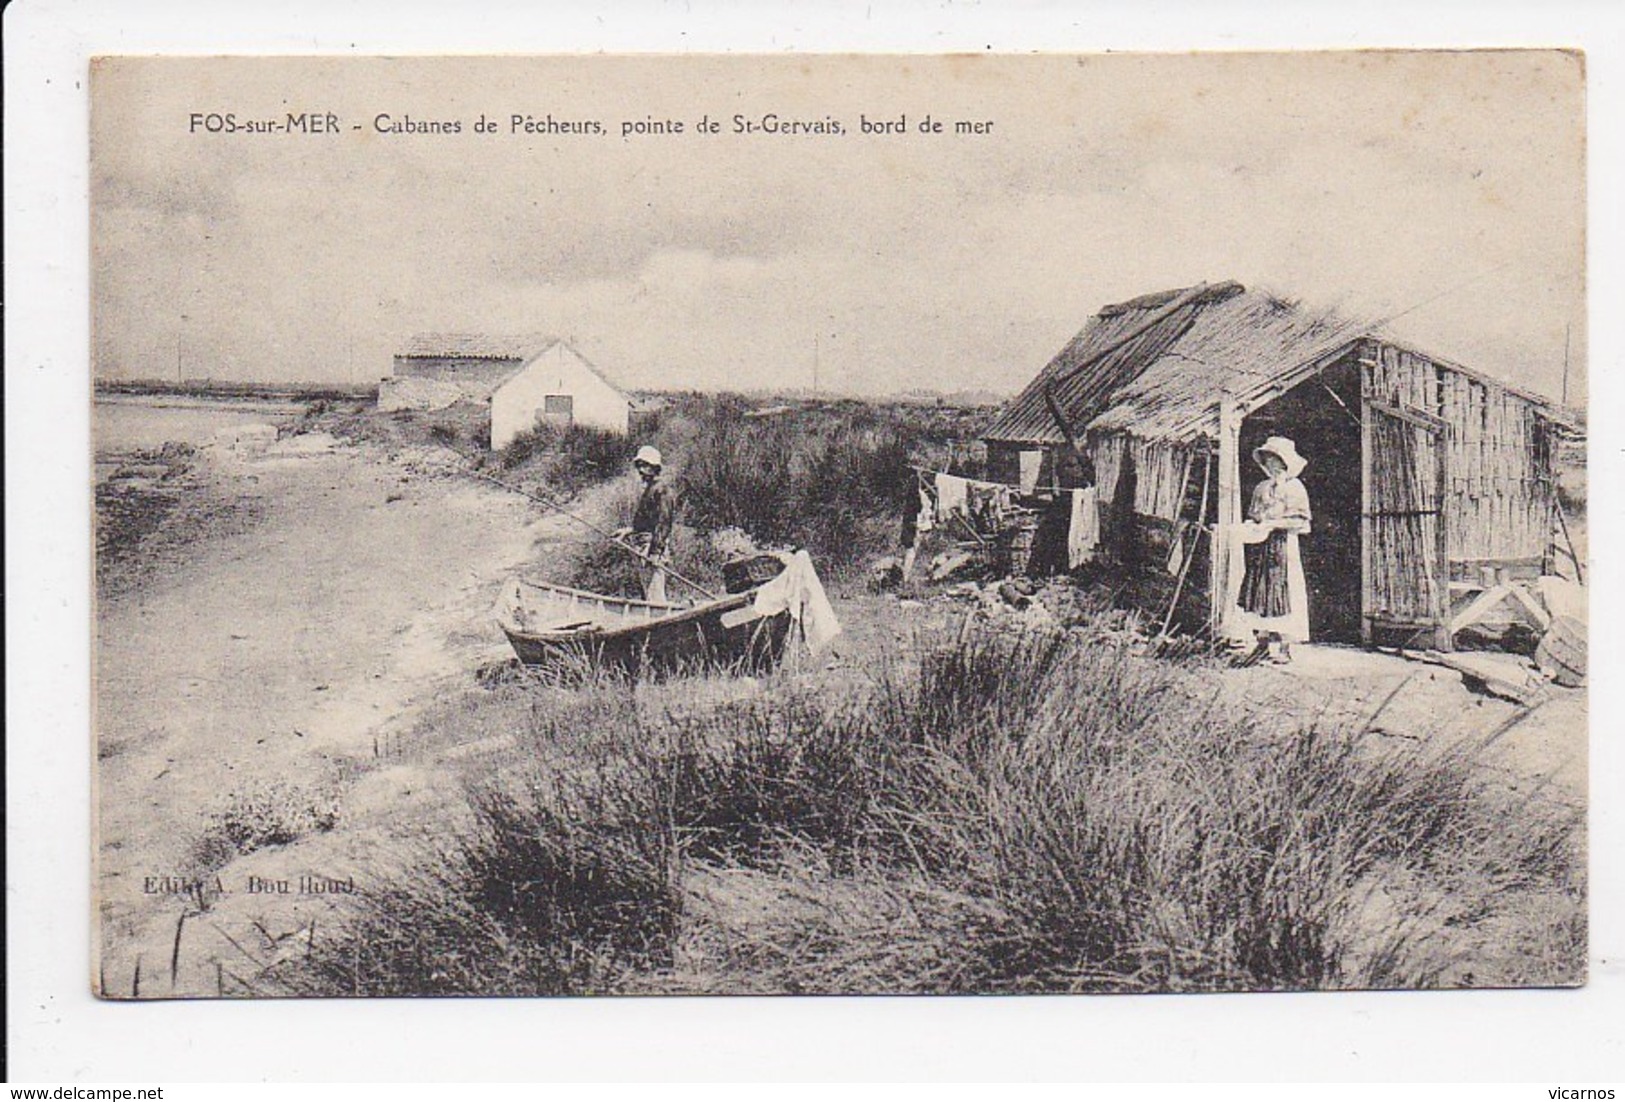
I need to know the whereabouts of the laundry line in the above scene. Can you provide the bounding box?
[907,465,1028,528]
[905,464,1104,570]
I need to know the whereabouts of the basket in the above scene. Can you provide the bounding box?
[723,554,787,594]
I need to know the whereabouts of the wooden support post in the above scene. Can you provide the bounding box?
[1212,399,1242,637]
[1359,371,1374,647]
[1433,423,1453,652]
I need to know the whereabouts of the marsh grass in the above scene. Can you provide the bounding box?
[499,421,633,496]
[275,621,1583,996]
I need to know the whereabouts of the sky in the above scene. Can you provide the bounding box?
[91,51,1586,402]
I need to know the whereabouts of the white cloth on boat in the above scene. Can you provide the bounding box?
[1066,487,1099,569]
[752,550,842,654]
[934,473,969,521]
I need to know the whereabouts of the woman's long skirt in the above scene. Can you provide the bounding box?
[1239,530,1310,643]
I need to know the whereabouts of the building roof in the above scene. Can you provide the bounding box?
[397,333,556,361]
[498,340,631,401]
[982,282,1570,445]
[397,334,630,398]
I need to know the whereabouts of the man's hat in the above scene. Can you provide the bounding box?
[634,445,664,469]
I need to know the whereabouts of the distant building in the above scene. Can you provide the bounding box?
[387,334,631,447]
[392,333,551,401]
[489,341,631,448]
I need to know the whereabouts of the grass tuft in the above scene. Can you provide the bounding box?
[186,778,342,874]
[269,621,1583,996]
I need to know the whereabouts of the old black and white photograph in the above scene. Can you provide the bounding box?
[86,51,1588,1004]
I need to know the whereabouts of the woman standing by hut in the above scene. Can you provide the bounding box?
[1239,437,1312,662]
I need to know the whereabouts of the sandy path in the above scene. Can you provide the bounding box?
[94,439,570,996]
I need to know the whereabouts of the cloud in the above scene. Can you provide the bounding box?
[90,53,1584,399]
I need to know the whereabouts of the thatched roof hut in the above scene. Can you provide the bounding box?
[982,281,1577,649]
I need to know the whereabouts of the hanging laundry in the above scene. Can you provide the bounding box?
[934,473,969,521]
[915,484,935,534]
[966,481,1013,533]
[1018,450,1043,495]
[1067,486,1099,569]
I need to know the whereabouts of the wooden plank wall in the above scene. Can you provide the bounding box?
[1363,404,1442,625]
[1361,342,1552,566]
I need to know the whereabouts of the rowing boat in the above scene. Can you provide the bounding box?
[495,570,795,678]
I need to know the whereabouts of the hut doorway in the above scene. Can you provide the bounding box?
[1360,396,1450,649]
[1238,357,1364,644]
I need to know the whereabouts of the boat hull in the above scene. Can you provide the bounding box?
[497,578,794,679]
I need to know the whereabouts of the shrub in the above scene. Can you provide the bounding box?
[649,625,1582,993]
[186,778,341,874]
[662,688,892,869]
[574,394,985,581]
[500,422,633,496]
[309,400,491,454]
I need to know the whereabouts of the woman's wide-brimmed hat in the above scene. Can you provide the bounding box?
[633,445,664,469]
[1253,436,1306,478]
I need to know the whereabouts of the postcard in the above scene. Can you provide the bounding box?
[91,52,1586,999]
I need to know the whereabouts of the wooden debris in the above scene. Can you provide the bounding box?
[1535,614,1586,688]
[1398,648,1546,706]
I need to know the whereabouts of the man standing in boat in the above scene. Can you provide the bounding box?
[615,445,678,604]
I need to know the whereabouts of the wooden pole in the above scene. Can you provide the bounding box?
[1212,399,1242,637]
[1161,444,1212,637]
[1554,495,1585,584]
[1433,424,1453,651]
[1043,383,1094,483]
[463,466,720,601]
[1360,351,1375,646]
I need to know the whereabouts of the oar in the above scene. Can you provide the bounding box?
[461,465,721,602]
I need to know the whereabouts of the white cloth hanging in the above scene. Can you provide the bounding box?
[934,473,969,521]
[915,485,935,534]
[1018,450,1043,495]
[1066,487,1099,569]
